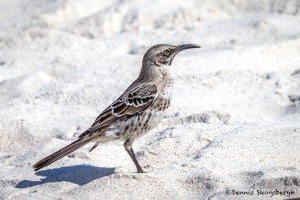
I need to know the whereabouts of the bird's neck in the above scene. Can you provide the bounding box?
[139,62,172,84]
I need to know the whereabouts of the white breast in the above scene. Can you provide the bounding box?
[161,78,174,100]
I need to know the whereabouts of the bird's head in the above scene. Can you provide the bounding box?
[143,44,200,66]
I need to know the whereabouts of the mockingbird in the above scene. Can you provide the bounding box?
[33,44,200,173]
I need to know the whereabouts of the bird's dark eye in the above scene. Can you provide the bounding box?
[163,49,170,55]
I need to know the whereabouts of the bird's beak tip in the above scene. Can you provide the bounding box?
[177,44,201,51]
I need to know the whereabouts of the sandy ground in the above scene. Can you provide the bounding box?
[0,0,300,199]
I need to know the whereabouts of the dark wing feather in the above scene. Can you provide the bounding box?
[78,83,157,138]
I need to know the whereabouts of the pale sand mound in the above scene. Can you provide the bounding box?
[0,0,300,199]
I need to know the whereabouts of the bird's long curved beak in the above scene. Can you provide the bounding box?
[176,44,201,52]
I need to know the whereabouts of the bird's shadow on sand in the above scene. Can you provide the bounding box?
[16,165,114,188]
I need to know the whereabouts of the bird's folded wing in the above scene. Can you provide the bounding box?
[78,83,158,138]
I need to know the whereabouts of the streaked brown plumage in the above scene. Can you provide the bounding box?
[33,44,200,173]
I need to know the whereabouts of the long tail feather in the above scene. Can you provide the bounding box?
[33,137,93,171]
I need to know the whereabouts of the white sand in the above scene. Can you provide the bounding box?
[0,0,300,199]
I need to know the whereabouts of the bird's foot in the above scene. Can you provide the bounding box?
[138,164,154,173]
[113,165,153,173]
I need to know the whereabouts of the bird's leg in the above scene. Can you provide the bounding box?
[124,138,144,173]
